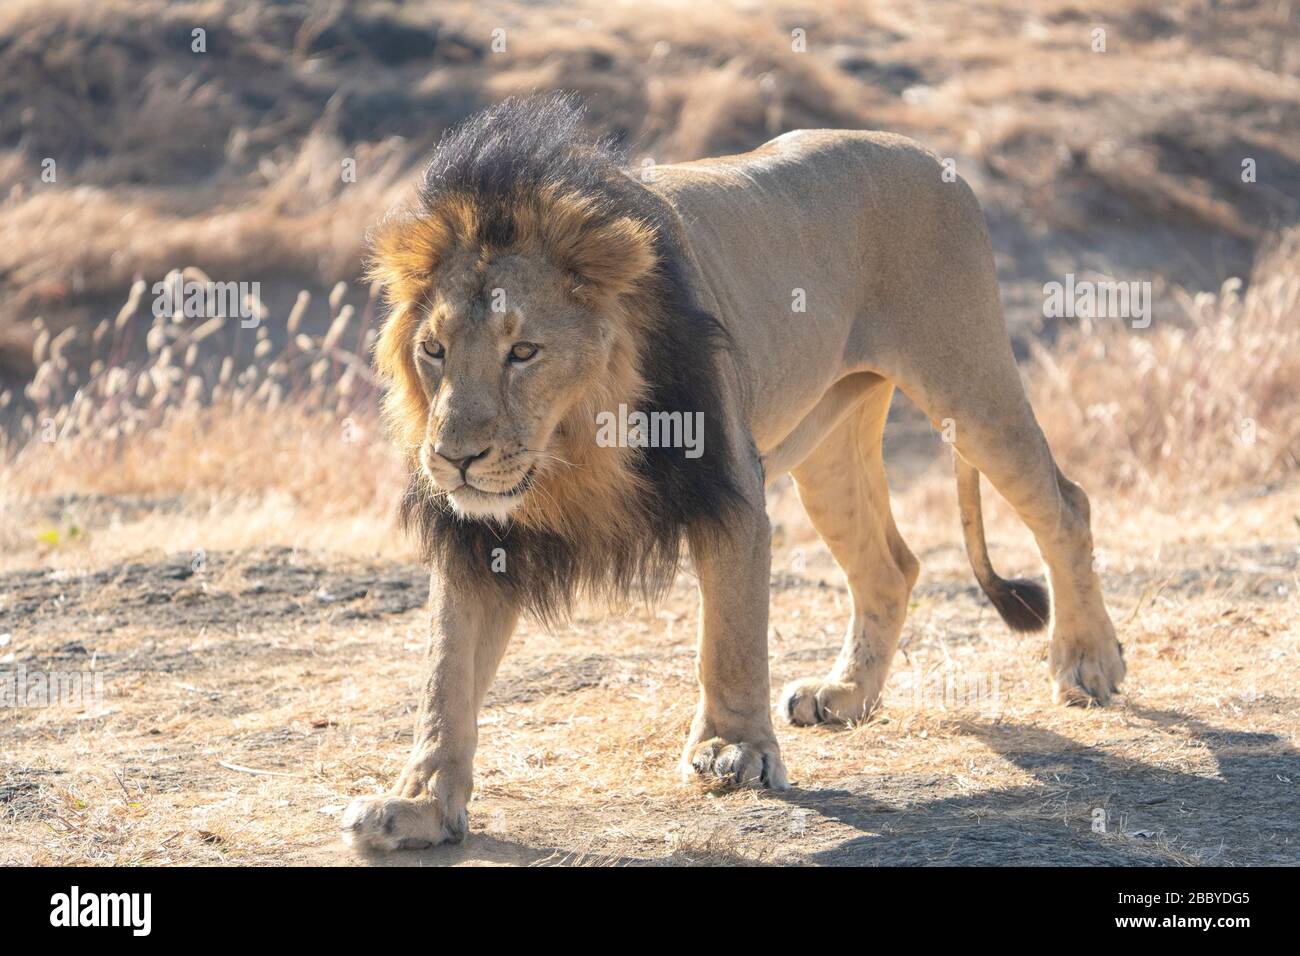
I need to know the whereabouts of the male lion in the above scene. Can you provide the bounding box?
[342,94,1125,851]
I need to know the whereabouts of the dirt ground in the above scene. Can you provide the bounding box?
[3,473,1296,867]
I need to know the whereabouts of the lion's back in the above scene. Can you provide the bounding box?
[650,128,989,288]
[645,128,1001,430]
[652,128,956,220]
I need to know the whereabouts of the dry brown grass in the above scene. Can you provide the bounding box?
[5,227,1295,565]
[0,271,404,567]
[1,481,1294,866]
[1030,228,1300,502]
[3,0,1297,377]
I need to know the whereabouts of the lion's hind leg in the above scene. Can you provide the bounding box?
[780,380,919,726]
[898,358,1125,705]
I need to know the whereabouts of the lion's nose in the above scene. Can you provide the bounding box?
[433,444,492,481]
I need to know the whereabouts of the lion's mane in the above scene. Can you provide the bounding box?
[369,94,745,621]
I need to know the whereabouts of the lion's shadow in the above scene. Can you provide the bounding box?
[767,703,1298,865]
[349,831,557,867]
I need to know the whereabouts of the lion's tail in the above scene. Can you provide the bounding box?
[954,453,1050,633]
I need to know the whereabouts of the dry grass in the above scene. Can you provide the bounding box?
[3,0,1298,376]
[1,484,1295,866]
[4,227,1296,564]
[0,272,405,567]
[1030,229,1300,502]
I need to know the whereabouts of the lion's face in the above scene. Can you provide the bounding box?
[372,183,660,529]
[411,247,621,522]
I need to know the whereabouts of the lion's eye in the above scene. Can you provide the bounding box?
[420,340,444,361]
[508,342,540,363]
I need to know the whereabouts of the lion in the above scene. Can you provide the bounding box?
[341,94,1125,851]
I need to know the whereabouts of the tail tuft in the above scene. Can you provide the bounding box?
[954,453,1052,634]
[982,576,1049,633]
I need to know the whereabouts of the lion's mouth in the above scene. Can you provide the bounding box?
[443,465,537,521]
[466,465,536,498]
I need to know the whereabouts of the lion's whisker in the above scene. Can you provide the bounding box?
[526,448,581,469]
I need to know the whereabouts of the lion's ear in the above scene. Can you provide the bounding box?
[367,217,428,299]
[366,197,476,299]
[531,194,657,302]
[562,215,657,301]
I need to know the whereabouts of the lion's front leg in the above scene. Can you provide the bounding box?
[681,499,789,790]
[343,571,517,852]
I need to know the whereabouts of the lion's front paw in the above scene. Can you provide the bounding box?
[779,677,880,726]
[683,737,789,790]
[1050,636,1126,706]
[340,793,466,853]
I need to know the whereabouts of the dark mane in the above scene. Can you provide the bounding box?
[397,93,745,623]
[418,93,619,247]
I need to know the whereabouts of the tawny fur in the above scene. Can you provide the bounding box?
[344,96,1124,854]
